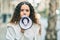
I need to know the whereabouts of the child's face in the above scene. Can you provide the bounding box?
[20,4,30,17]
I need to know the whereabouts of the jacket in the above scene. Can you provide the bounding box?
[6,23,41,40]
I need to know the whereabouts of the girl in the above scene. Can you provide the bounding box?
[6,1,41,40]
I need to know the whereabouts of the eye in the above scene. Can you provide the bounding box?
[21,9,24,11]
[26,9,29,12]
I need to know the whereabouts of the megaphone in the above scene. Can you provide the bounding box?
[19,15,33,30]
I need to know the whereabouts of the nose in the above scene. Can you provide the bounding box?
[24,13,26,15]
[23,10,26,15]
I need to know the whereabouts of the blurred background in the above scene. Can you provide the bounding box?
[0,0,60,40]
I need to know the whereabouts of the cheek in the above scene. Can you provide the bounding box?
[20,12,24,17]
[27,11,30,16]
[20,12,30,17]
[27,13,30,16]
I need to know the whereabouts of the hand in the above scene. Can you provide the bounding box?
[21,28,25,33]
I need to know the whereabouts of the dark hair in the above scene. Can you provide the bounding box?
[10,1,37,24]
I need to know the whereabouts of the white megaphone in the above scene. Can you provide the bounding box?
[19,15,33,30]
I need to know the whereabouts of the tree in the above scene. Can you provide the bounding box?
[45,0,58,40]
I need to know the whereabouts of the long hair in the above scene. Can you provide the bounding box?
[10,1,41,34]
[10,1,37,24]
